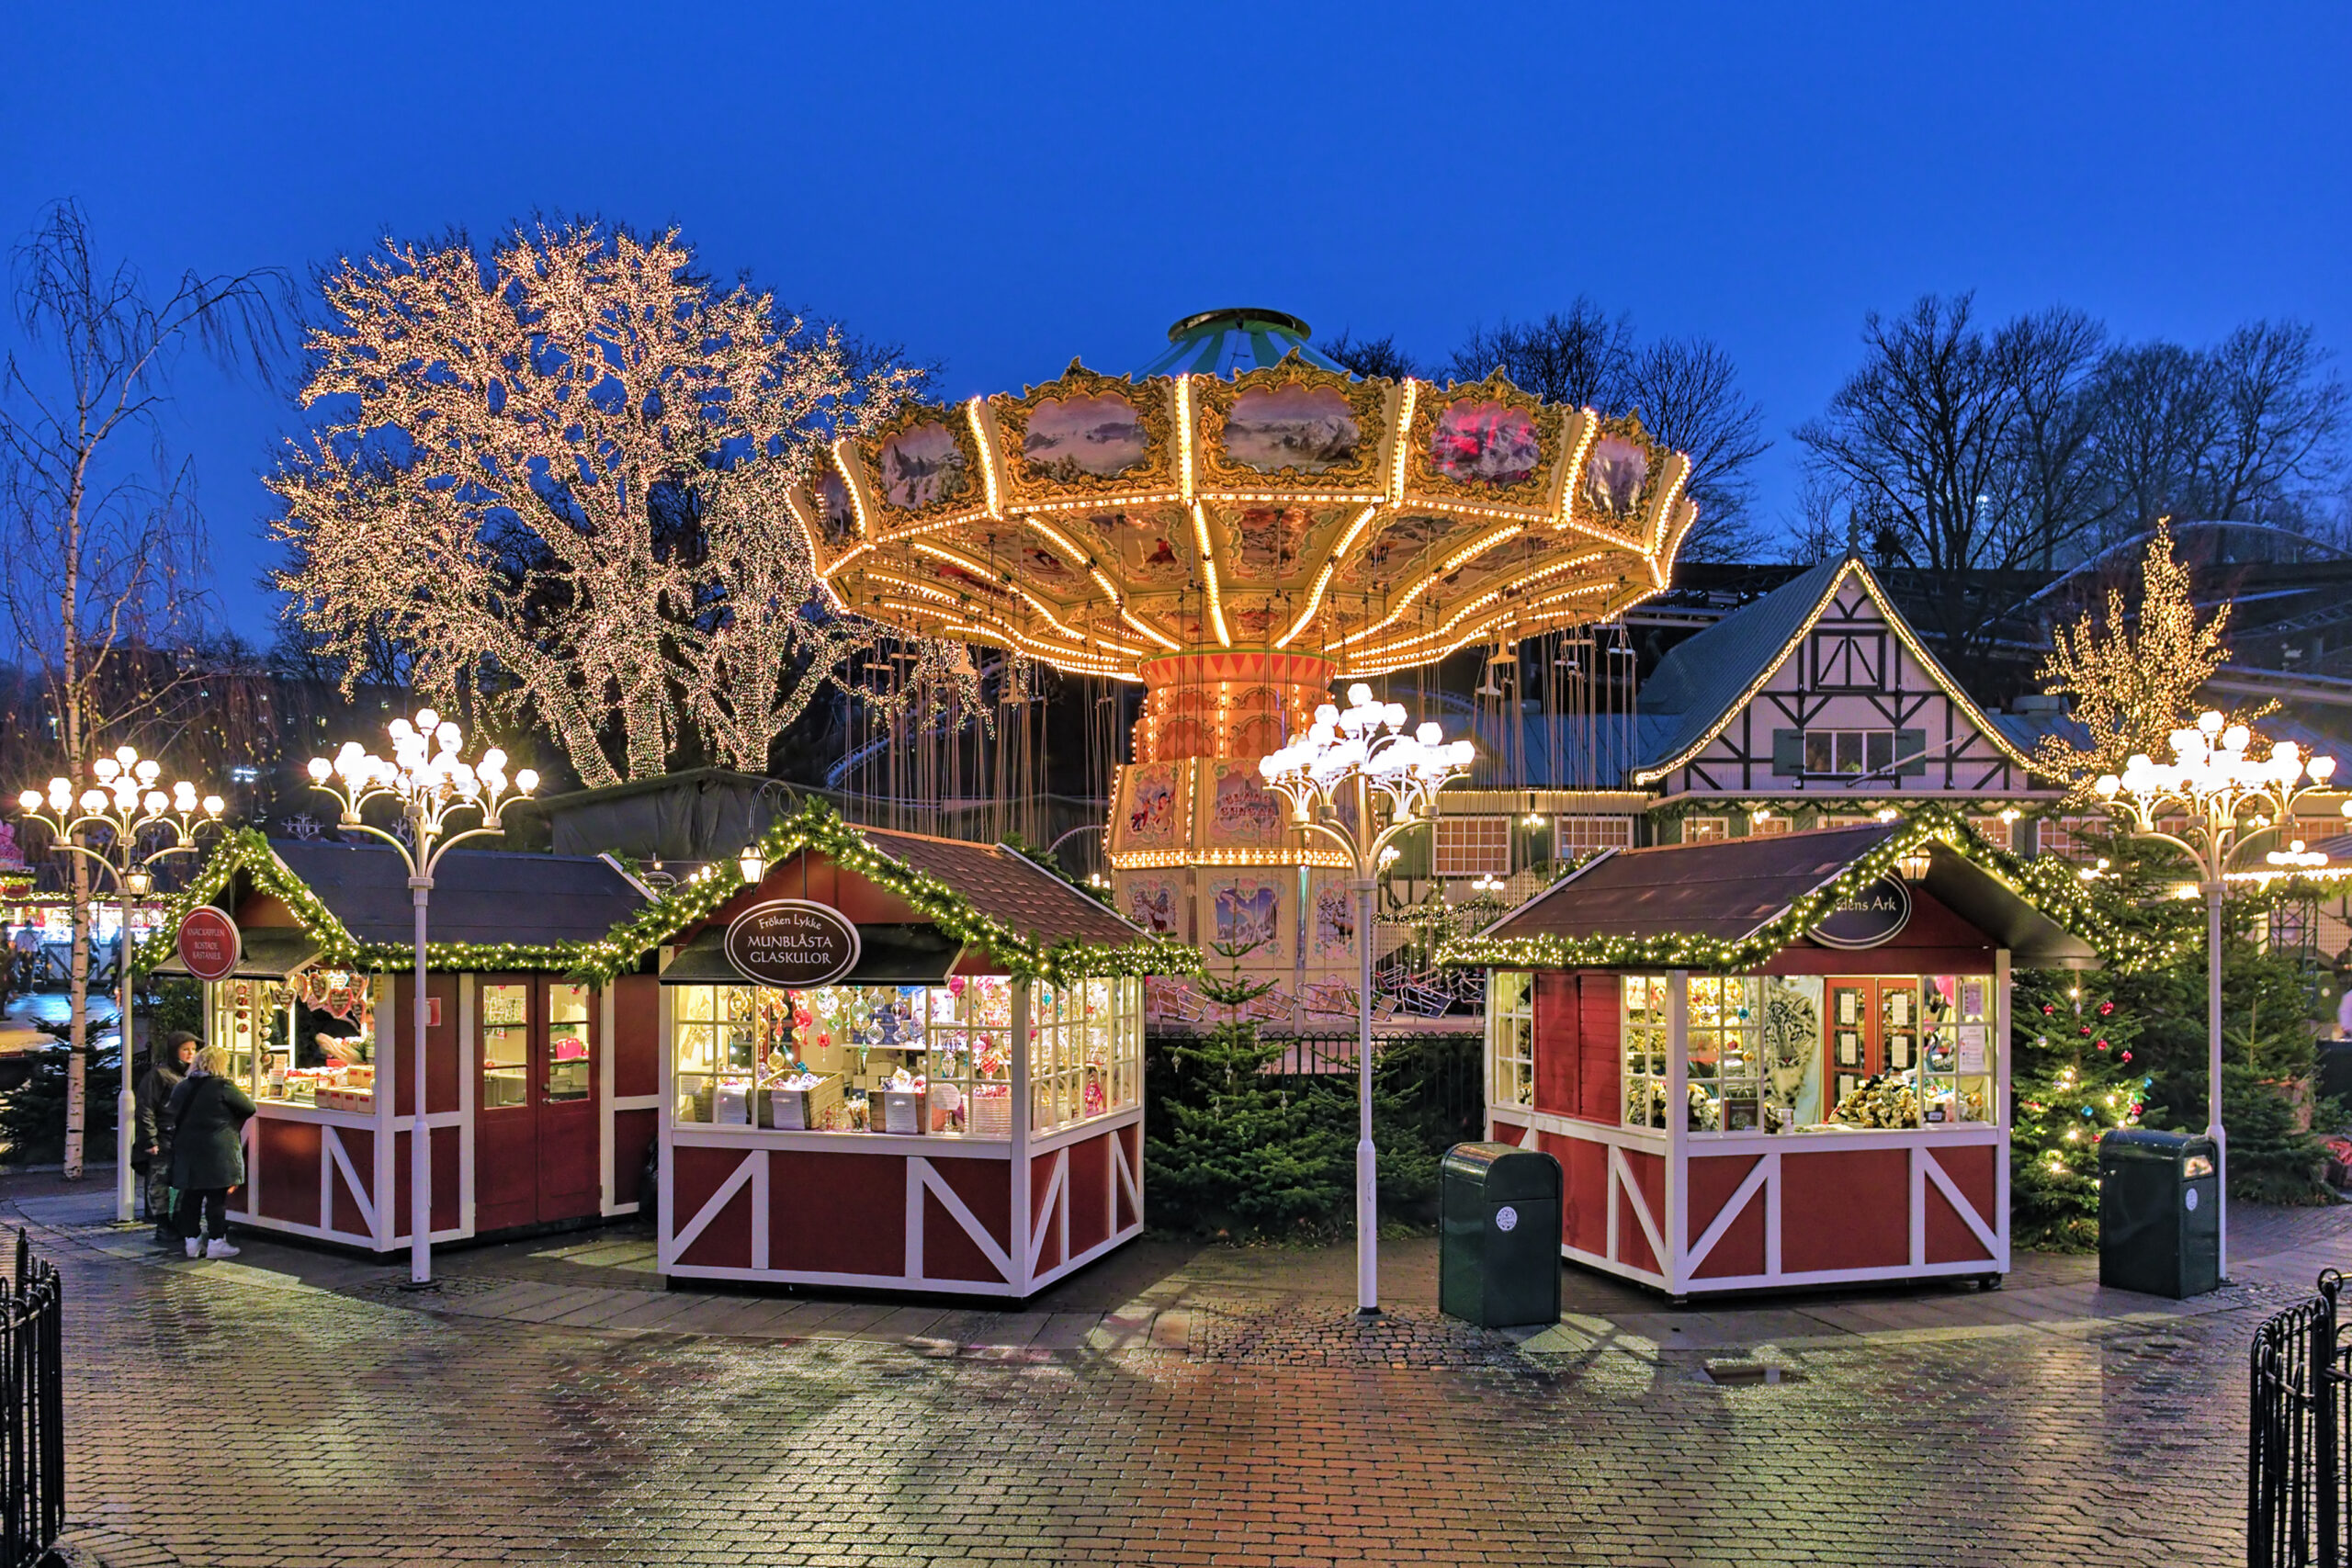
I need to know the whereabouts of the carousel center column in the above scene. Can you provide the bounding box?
[1111,650,1334,992]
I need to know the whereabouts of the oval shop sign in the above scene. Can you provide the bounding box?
[724,899,863,988]
[1806,874,1912,951]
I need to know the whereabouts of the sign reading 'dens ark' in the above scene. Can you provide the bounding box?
[175,907,242,983]
[724,900,862,988]
[1806,874,1912,951]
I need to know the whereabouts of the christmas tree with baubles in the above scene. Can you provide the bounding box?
[2009,970,2148,1251]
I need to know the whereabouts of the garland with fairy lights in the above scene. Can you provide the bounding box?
[132,829,591,977]
[140,813,1201,987]
[1438,805,2193,974]
[577,800,1199,985]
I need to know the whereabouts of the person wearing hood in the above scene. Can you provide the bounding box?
[164,1043,254,1259]
[134,1030,198,1247]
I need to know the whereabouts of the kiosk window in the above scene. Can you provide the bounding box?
[546,984,591,1101]
[1489,972,1534,1109]
[481,984,530,1110]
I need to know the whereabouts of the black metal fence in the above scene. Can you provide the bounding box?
[0,1231,62,1568]
[2251,1269,2352,1567]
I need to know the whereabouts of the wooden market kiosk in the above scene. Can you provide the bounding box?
[629,810,1187,1298]
[154,834,662,1253]
[1456,820,2097,1298]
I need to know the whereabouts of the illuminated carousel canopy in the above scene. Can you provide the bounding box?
[789,308,1697,683]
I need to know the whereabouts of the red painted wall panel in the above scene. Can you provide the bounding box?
[1066,1134,1112,1257]
[255,1117,322,1228]
[1114,1124,1140,1232]
[329,1128,373,1237]
[1577,976,1622,1125]
[1926,1144,1999,1264]
[1780,1148,1908,1271]
[612,1109,656,1208]
[1688,1155,1766,1279]
[1532,973,1579,1116]
[612,976,661,1100]
[674,1147,753,1269]
[767,1150,904,1276]
[388,1126,461,1238]
[1617,1147,1665,1273]
[389,975,461,1117]
[1544,1130,1611,1258]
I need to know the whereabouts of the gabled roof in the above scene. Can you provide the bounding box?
[1480,823,1898,945]
[1442,808,2107,972]
[580,803,1196,984]
[855,826,1147,950]
[141,830,649,975]
[1629,557,2040,784]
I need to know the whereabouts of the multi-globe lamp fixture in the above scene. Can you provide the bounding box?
[306,709,534,1286]
[1259,684,1473,1316]
[2090,710,2343,1280]
[14,747,224,1219]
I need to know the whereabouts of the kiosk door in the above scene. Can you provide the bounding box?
[474,978,602,1232]
[1825,977,1923,1107]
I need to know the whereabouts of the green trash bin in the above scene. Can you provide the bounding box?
[1440,1142,1562,1328]
[2098,1128,2220,1298]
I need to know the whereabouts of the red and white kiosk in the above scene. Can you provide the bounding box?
[1457,820,2096,1298]
[156,835,662,1252]
[636,813,1185,1298]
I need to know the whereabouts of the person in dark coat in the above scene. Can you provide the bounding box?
[165,1043,254,1259]
[133,1030,197,1246]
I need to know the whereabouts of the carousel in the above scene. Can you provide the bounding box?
[791,308,1696,1004]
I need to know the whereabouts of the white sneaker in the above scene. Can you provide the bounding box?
[206,1239,239,1259]
[183,1237,200,1259]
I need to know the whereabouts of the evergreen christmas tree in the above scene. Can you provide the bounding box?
[1145,942,1348,1237]
[2010,971,2148,1251]
[0,1043,119,1168]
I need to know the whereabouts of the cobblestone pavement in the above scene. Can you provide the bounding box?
[13,1173,2348,1568]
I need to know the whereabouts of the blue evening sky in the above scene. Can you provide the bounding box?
[4,1,2346,641]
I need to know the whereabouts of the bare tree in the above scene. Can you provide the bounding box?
[1794,294,2047,663]
[1315,331,1419,380]
[1445,300,1630,409]
[2089,340,2220,536]
[1992,307,2113,568]
[2197,321,2346,523]
[272,219,928,787]
[1622,336,1770,559]
[0,201,284,1177]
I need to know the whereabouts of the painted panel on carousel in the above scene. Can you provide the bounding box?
[989,364,1175,508]
[1402,376,1568,512]
[1205,878,1283,954]
[1201,760,1286,850]
[1193,366,1392,494]
[1308,874,1357,964]
[1123,877,1184,940]
[1114,761,1189,855]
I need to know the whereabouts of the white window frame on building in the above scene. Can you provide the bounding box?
[1553,815,1636,854]
[1433,816,1511,878]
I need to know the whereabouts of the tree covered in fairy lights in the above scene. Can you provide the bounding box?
[271,219,953,789]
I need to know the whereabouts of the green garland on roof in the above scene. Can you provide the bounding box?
[134,829,623,978]
[141,811,1200,987]
[576,800,1198,985]
[1438,805,2192,976]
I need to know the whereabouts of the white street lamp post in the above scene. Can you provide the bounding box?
[307,710,534,1287]
[2091,710,2341,1280]
[14,748,224,1221]
[1261,683,1474,1317]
